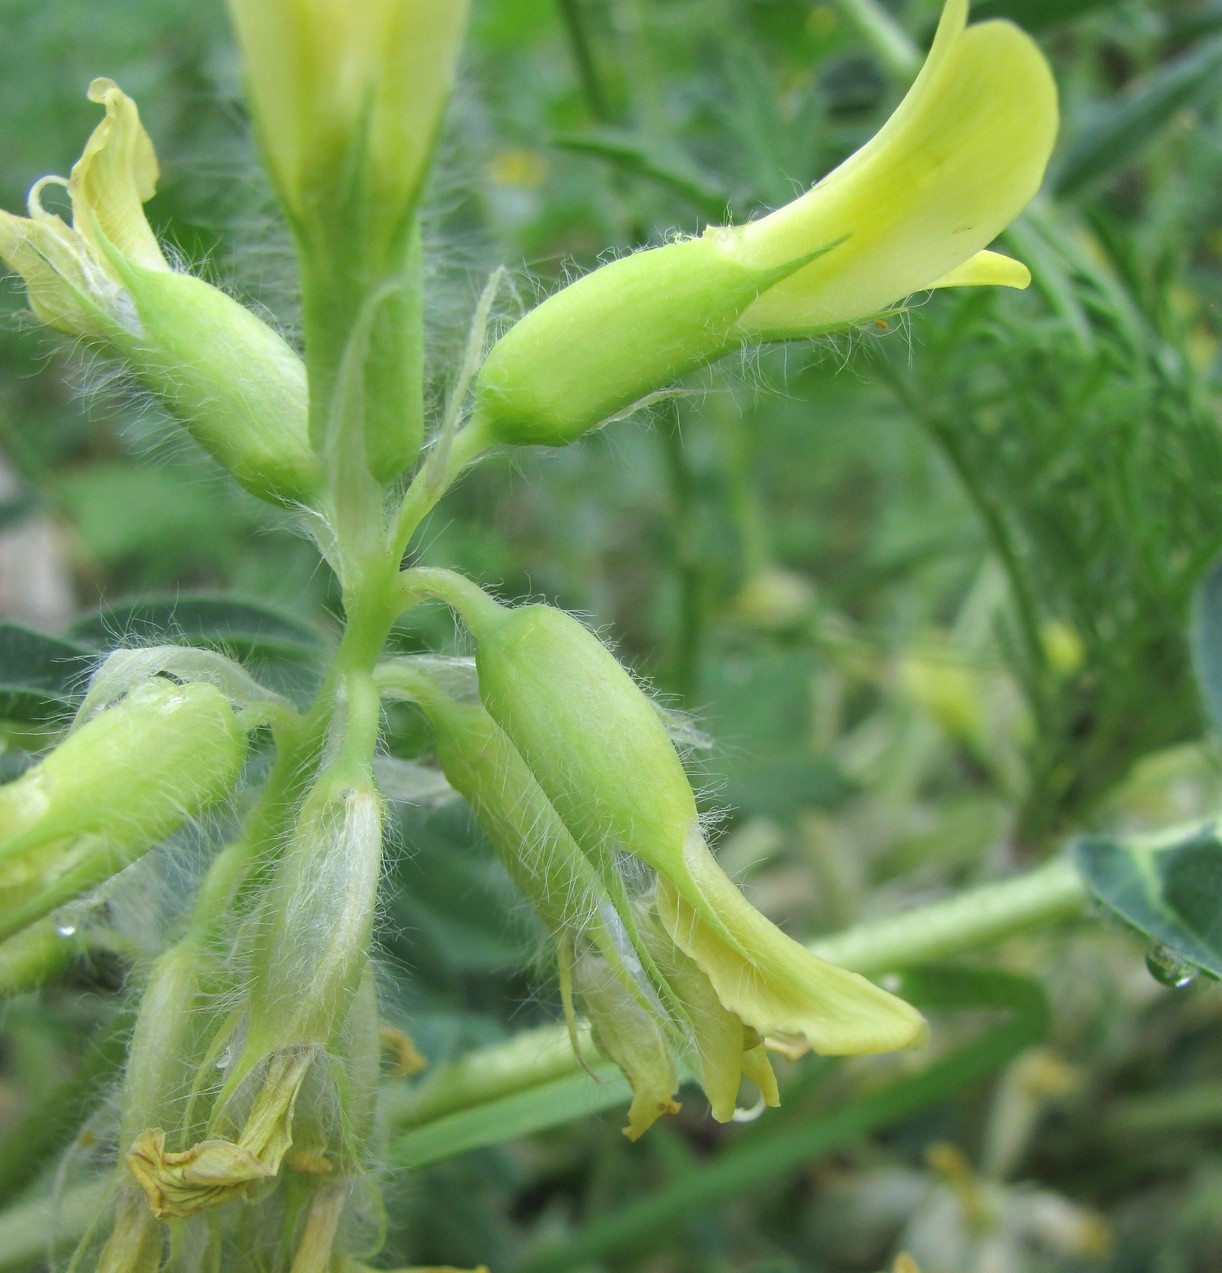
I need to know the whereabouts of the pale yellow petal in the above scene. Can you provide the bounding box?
[71,80,166,270]
[731,0,1056,334]
[929,248,1031,290]
[658,835,928,1056]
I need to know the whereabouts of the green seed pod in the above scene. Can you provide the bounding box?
[104,252,322,505]
[471,233,816,449]
[0,678,247,941]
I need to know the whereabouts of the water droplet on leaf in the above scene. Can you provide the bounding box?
[1145,945,1196,989]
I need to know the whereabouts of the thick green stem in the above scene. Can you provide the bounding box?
[810,857,1088,976]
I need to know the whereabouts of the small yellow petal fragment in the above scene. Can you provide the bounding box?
[929,248,1031,291]
[380,1023,429,1078]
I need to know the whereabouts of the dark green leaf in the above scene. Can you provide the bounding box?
[68,595,326,663]
[1054,38,1222,198]
[1074,827,1222,979]
[0,625,92,723]
[0,492,36,533]
[1191,552,1222,736]
[551,128,730,220]
[970,0,1122,30]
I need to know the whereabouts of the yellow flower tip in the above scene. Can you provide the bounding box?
[730,0,1057,336]
[930,249,1031,291]
[625,1095,682,1142]
[72,79,167,271]
[659,833,929,1056]
[0,79,167,336]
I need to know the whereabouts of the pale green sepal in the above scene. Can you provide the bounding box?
[732,0,1057,334]
[473,236,839,448]
[658,834,929,1056]
[929,248,1031,291]
[101,249,323,506]
[0,679,248,942]
[468,604,699,872]
[241,770,384,1061]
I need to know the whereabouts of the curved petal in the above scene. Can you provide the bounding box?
[930,248,1031,290]
[732,0,1056,334]
[658,834,929,1056]
[70,79,166,270]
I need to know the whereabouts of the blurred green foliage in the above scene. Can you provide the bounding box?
[5,0,1222,1271]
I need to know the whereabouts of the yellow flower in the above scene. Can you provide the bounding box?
[728,0,1055,336]
[473,0,1058,447]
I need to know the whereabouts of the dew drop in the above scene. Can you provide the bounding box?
[55,921,77,938]
[731,1095,767,1123]
[215,1044,232,1070]
[1145,945,1196,989]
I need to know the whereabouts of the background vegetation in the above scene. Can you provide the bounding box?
[4,0,1222,1269]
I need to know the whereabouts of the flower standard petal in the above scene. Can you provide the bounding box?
[731,0,1058,335]
[71,78,167,270]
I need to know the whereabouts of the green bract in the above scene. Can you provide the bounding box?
[0,677,247,941]
[471,0,1056,448]
[0,81,321,506]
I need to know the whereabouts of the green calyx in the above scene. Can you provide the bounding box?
[471,233,835,449]
[0,678,248,941]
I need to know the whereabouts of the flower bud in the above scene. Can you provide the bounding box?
[244,768,384,1056]
[0,80,321,506]
[470,0,1055,448]
[464,599,927,1056]
[402,677,768,1135]
[225,0,470,483]
[225,0,470,247]
[0,677,247,941]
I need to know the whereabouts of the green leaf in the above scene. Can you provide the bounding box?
[1190,552,1222,736]
[1074,826,1222,979]
[969,0,1122,31]
[551,127,730,219]
[0,491,36,533]
[0,625,92,723]
[68,596,327,706]
[68,595,325,662]
[1054,37,1222,198]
